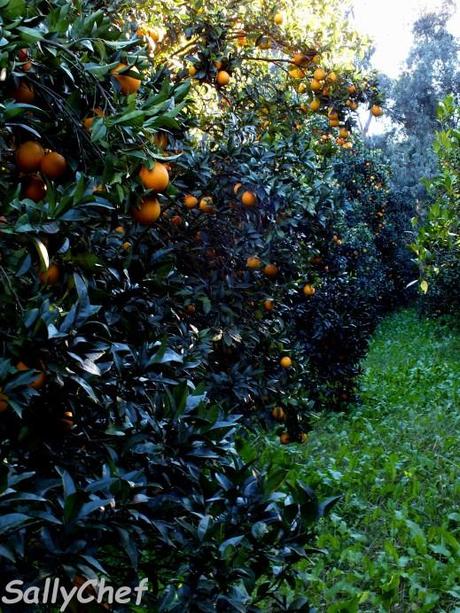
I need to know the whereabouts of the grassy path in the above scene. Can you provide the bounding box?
[264,309,460,612]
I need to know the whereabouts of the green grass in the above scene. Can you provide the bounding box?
[261,309,460,612]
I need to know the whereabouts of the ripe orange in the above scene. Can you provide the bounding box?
[60,410,74,431]
[280,356,292,368]
[241,191,257,207]
[0,392,8,413]
[347,84,357,95]
[279,432,291,444]
[183,194,198,209]
[188,65,197,77]
[292,53,308,66]
[347,99,359,110]
[16,141,45,172]
[237,35,247,47]
[216,70,230,86]
[13,81,35,104]
[339,128,349,139]
[310,98,321,112]
[139,162,169,191]
[82,107,104,130]
[313,68,326,81]
[329,118,339,128]
[303,284,316,297]
[16,361,46,390]
[114,225,125,234]
[122,241,132,251]
[264,299,274,311]
[310,78,321,92]
[327,72,337,83]
[274,12,283,25]
[246,256,262,270]
[22,175,47,202]
[18,48,29,62]
[148,27,161,42]
[289,67,304,79]
[83,116,94,130]
[132,197,161,224]
[272,406,286,421]
[264,263,278,278]
[39,263,60,285]
[111,63,141,95]
[18,50,32,72]
[371,104,383,117]
[199,197,214,213]
[40,151,67,179]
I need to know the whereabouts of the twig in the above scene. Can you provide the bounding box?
[0,265,23,312]
[240,55,296,64]
[170,38,200,58]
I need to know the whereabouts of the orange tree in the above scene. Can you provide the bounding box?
[0,1,341,609]
[126,0,394,424]
[0,0,401,609]
[165,115,405,428]
[331,142,418,309]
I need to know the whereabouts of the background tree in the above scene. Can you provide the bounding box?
[374,2,459,202]
[413,95,460,315]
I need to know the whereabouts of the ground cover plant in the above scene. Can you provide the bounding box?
[258,309,460,611]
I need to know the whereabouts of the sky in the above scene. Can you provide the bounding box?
[351,0,460,78]
[350,0,459,133]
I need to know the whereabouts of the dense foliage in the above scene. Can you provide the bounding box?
[413,96,460,315]
[0,0,424,610]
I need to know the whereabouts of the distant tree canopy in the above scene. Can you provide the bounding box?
[374,3,459,202]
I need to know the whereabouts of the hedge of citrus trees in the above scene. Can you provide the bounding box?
[413,95,460,316]
[0,0,411,609]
